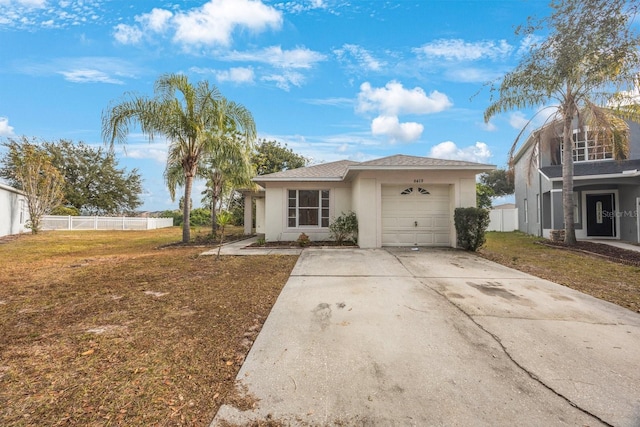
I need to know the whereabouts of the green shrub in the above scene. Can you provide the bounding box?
[329,211,358,245]
[454,207,490,251]
[189,208,212,226]
[297,232,310,247]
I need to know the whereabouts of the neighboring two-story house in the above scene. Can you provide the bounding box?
[513,119,640,243]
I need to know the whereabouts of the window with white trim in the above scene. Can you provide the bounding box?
[288,190,329,228]
[559,128,614,163]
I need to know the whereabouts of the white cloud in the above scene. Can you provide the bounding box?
[371,115,423,143]
[136,8,172,33]
[190,66,256,84]
[20,57,138,84]
[446,67,501,83]
[0,0,101,29]
[480,120,497,132]
[0,117,15,137]
[112,0,282,48]
[261,71,305,91]
[113,23,143,45]
[415,39,513,61]
[357,81,452,116]
[508,111,530,130]
[334,44,385,72]
[278,0,327,14]
[356,81,452,143]
[429,141,492,163]
[172,0,282,47]
[113,141,168,164]
[223,46,326,69]
[58,69,124,84]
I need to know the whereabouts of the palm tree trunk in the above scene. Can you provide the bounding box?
[562,96,577,245]
[182,174,192,243]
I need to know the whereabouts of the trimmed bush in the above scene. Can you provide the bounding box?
[454,207,490,251]
[329,211,358,245]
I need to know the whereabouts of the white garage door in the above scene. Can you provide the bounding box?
[382,184,451,246]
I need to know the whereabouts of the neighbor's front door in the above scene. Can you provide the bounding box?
[585,193,615,237]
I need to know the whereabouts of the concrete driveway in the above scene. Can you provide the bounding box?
[212,248,640,427]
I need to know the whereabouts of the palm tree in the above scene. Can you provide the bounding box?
[102,73,256,243]
[167,131,255,235]
[484,0,640,245]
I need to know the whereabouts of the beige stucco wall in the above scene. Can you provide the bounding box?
[255,198,265,235]
[260,169,482,248]
[351,170,481,248]
[263,181,352,242]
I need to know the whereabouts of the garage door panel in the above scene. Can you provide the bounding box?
[382,184,451,246]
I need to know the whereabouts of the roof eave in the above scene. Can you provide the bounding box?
[546,170,640,182]
[253,177,345,184]
[347,164,496,171]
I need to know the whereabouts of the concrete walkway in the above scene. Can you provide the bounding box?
[201,237,303,256]
[583,238,640,253]
[211,248,640,426]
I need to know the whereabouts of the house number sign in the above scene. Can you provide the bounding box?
[413,179,424,183]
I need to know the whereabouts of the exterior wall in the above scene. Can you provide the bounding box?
[351,177,378,248]
[255,197,265,236]
[514,144,544,236]
[351,169,480,248]
[262,181,352,243]
[0,183,29,237]
[615,184,640,242]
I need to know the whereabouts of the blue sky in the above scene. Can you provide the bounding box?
[0,0,555,211]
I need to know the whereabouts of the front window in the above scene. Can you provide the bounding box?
[288,190,329,228]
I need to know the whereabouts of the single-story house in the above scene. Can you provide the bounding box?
[243,154,494,248]
[0,182,29,237]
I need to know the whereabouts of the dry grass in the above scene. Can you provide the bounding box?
[480,231,640,313]
[0,227,297,426]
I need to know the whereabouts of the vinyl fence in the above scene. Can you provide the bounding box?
[41,215,174,231]
[487,208,518,232]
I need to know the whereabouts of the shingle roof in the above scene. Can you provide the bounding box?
[253,154,494,183]
[254,160,357,180]
[354,154,492,168]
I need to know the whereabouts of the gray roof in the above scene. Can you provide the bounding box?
[540,159,640,179]
[254,154,494,183]
[354,154,492,168]
[254,160,358,181]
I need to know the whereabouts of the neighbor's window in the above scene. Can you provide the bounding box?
[288,190,329,228]
[559,128,614,163]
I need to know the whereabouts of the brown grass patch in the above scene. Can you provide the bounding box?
[0,227,297,426]
[480,232,640,313]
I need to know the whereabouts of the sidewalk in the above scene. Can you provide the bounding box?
[200,236,303,256]
[583,239,640,253]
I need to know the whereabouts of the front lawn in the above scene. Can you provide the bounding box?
[480,231,640,313]
[0,227,297,426]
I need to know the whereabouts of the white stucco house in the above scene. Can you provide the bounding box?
[0,182,29,237]
[243,154,494,248]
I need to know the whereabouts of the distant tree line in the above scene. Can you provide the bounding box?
[0,137,143,232]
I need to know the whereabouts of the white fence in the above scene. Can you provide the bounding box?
[488,208,518,232]
[41,215,174,231]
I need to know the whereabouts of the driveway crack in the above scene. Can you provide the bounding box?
[388,250,614,427]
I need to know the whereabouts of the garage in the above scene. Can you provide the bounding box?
[382,184,451,246]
